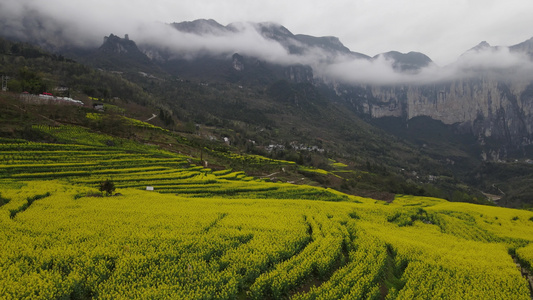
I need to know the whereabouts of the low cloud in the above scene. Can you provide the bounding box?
[2,1,533,86]
[135,22,294,63]
[451,46,533,80]
[318,55,424,85]
[319,46,533,85]
[0,1,144,48]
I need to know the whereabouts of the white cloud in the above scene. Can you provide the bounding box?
[2,0,533,86]
[3,0,533,65]
[317,46,533,85]
[134,22,294,63]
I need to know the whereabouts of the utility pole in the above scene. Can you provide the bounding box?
[1,75,9,91]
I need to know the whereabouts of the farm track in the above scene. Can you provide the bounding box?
[9,192,51,219]
[513,255,533,299]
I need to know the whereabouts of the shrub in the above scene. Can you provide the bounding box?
[99,179,116,196]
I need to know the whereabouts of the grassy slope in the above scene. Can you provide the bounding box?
[1,120,533,299]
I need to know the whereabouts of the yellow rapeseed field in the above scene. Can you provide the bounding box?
[1,125,533,299]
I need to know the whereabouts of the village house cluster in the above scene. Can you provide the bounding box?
[20,92,84,106]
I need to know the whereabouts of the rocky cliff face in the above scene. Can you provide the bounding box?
[337,78,533,159]
[140,21,533,159]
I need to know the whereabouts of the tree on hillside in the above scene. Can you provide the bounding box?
[99,179,116,196]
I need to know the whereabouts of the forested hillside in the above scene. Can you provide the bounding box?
[1,37,514,206]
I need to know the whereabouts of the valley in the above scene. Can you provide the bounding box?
[2,15,533,299]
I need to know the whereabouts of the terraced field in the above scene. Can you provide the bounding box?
[0,126,344,201]
[1,125,533,299]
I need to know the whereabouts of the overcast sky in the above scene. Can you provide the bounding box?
[2,0,533,66]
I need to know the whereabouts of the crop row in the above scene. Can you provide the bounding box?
[2,180,533,299]
[0,185,320,299]
[249,212,349,299]
[0,138,351,200]
[293,233,387,300]
[2,124,532,298]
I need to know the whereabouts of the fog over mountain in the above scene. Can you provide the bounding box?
[4,2,533,158]
[5,0,533,63]
[2,3,533,87]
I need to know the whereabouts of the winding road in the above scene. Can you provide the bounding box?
[145,114,157,122]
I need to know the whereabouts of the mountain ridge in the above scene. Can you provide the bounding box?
[9,19,532,161]
[4,16,533,70]
[3,19,533,206]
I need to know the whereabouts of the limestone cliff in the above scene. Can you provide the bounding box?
[346,78,533,159]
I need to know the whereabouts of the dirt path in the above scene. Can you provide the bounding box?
[145,113,157,122]
[482,192,502,203]
[512,255,533,299]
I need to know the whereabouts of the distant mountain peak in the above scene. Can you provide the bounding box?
[294,35,351,54]
[510,36,533,57]
[93,33,157,73]
[171,19,228,35]
[249,22,295,43]
[256,22,293,35]
[459,40,500,59]
[469,41,491,52]
[374,51,433,72]
[100,34,140,54]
